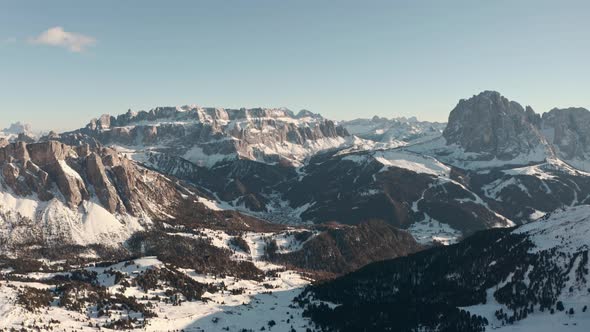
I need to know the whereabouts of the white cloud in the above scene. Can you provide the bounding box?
[30,27,96,52]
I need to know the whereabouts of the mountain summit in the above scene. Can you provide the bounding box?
[542,107,590,170]
[64,106,350,168]
[443,91,544,160]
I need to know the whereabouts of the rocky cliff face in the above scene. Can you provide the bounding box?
[541,107,590,167]
[0,140,430,332]
[443,91,545,160]
[1,141,158,214]
[0,140,265,252]
[402,92,590,223]
[62,106,350,167]
[0,122,37,142]
[2,139,423,274]
[436,91,590,172]
[1,122,33,136]
[5,97,590,332]
[36,94,590,245]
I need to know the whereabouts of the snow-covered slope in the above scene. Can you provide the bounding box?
[0,213,420,331]
[0,191,144,249]
[514,205,590,253]
[301,205,590,331]
[0,231,318,331]
[462,205,590,331]
[0,140,424,331]
[269,146,515,245]
[340,115,445,146]
[0,140,253,257]
[406,136,552,171]
[6,92,590,330]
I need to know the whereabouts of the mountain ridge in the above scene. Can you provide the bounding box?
[3,91,590,330]
[39,91,590,243]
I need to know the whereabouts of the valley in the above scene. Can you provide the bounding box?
[2,91,590,331]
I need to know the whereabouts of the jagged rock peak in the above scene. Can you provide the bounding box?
[443,91,544,159]
[2,122,33,135]
[0,140,147,213]
[64,103,350,167]
[85,105,330,131]
[295,109,322,119]
[541,107,590,160]
[0,122,38,143]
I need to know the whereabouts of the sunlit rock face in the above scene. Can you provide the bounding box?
[67,106,350,168]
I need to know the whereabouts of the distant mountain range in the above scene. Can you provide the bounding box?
[2,91,590,330]
[0,121,38,144]
[45,91,590,243]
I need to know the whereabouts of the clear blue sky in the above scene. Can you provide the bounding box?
[1,0,590,132]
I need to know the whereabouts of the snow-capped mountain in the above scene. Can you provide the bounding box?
[0,122,37,145]
[134,138,517,244]
[388,91,590,228]
[404,91,549,170]
[271,147,514,245]
[444,91,544,160]
[60,106,350,168]
[0,139,423,331]
[340,115,446,147]
[0,140,284,257]
[1,122,33,136]
[409,91,590,172]
[4,91,590,331]
[299,205,590,331]
[0,141,163,251]
[542,107,590,171]
[45,93,590,246]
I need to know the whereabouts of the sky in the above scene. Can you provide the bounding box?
[1,0,590,132]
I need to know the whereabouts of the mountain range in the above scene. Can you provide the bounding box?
[2,91,590,331]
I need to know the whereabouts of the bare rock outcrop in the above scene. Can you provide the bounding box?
[62,106,350,167]
[85,152,126,214]
[443,91,544,160]
[542,107,590,160]
[0,140,169,213]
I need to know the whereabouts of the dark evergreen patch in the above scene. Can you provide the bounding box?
[298,227,586,331]
[16,286,53,313]
[229,235,251,254]
[127,231,265,281]
[135,267,213,302]
[268,220,421,275]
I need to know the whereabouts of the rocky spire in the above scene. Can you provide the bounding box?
[443,91,544,160]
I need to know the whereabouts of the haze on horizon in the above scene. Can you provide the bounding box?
[1,0,590,132]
